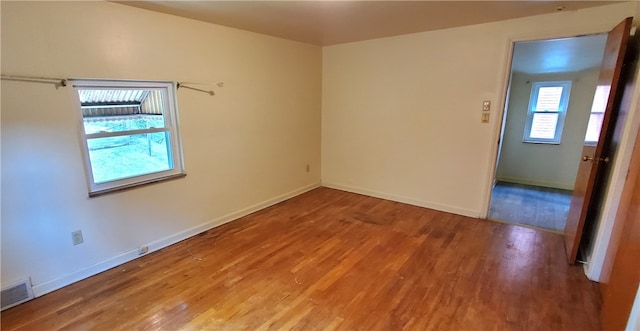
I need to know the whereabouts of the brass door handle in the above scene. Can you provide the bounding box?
[583,155,610,163]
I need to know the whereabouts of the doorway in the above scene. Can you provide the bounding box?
[489,34,608,232]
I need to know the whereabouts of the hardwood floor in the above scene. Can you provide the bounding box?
[1,188,600,330]
[489,182,572,232]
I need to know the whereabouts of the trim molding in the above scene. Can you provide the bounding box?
[322,182,479,218]
[31,182,321,297]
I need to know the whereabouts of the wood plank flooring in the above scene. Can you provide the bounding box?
[489,182,572,232]
[1,187,600,330]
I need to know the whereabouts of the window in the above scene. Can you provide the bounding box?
[523,81,572,144]
[72,80,185,196]
[584,85,610,144]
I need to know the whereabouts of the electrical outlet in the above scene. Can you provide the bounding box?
[71,230,84,245]
[306,164,310,173]
[139,246,149,255]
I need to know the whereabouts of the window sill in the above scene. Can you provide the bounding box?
[522,140,561,145]
[88,172,187,197]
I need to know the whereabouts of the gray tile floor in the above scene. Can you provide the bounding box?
[488,181,572,232]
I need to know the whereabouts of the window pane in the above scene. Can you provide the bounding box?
[590,85,610,114]
[87,132,173,183]
[81,90,166,134]
[585,113,604,143]
[83,115,165,134]
[535,86,563,112]
[529,112,558,139]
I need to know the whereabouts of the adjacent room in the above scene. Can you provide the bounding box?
[2,1,640,330]
[489,34,608,233]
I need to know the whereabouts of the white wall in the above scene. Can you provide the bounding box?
[322,2,638,218]
[1,1,322,295]
[496,69,600,190]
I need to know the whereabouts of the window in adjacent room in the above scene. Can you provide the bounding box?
[523,81,572,144]
[72,80,185,196]
[584,85,610,144]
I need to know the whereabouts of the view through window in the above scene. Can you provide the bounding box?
[73,80,185,195]
[584,85,610,144]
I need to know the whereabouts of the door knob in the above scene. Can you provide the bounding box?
[583,155,593,161]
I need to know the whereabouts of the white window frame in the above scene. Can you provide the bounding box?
[71,79,185,196]
[523,81,572,144]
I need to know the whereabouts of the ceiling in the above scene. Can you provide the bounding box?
[115,1,621,46]
[512,34,608,74]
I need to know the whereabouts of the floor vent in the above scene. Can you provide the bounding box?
[1,278,34,311]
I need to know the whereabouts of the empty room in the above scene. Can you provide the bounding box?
[2,1,640,330]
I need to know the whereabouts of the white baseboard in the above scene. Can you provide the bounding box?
[496,176,574,191]
[322,182,479,218]
[31,182,321,297]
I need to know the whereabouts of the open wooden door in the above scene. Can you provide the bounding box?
[601,119,640,331]
[563,17,633,264]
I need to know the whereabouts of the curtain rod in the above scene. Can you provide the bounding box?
[1,74,224,97]
[178,81,224,87]
[176,82,216,96]
[1,74,67,87]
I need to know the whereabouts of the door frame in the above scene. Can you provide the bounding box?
[480,30,606,219]
[481,28,640,280]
